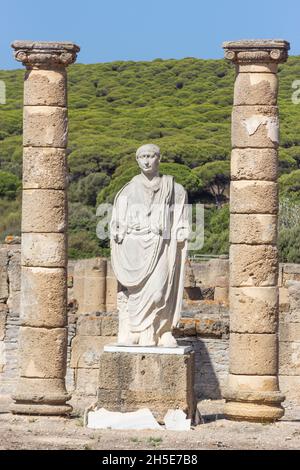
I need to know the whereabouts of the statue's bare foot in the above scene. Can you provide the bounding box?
[158,331,177,347]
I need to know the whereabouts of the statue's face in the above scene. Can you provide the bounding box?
[136,151,160,175]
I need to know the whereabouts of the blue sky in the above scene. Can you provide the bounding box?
[0,0,299,69]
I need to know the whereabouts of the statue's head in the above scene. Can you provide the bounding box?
[136,143,161,176]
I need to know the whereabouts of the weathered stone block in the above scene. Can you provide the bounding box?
[75,368,99,396]
[98,351,196,422]
[234,73,278,105]
[7,291,20,315]
[23,106,67,148]
[8,250,21,292]
[23,148,67,190]
[19,326,67,378]
[279,341,300,375]
[230,244,278,287]
[230,287,278,333]
[0,304,8,340]
[287,281,300,314]
[73,258,107,314]
[22,189,67,233]
[101,315,118,336]
[232,105,279,148]
[70,336,115,368]
[279,376,300,401]
[12,376,70,404]
[76,315,102,336]
[230,181,278,214]
[24,69,67,106]
[0,248,8,301]
[229,333,278,375]
[279,322,300,342]
[230,214,277,244]
[227,374,280,393]
[20,267,67,327]
[22,233,67,267]
[231,148,278,182]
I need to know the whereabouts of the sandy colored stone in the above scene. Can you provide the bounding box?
[279,322,300,342]
[232,105,279,148]
[20,267,67,327]
[76,315,102,336]
[279,375,300,402]
[287,281,300,313]
[230,244,278,287]
[230,287,278,333]
[234,73,278,105]
[230,214,277,245]
[8,250,21,292]
[227,374,280,393]
[19,326,68,378]
[74,368,99,396]
[279,341,300,375]
[22,233,67,267]
[0,304,8,341]
[0,248,9,301]
[22,189,66,233]
[12,377,71,404]
[24,69,67,106]
[224,401,284,422]
[237,63,278,73]
[214,286,229,304]
[279,287,289,309]
[73,258,107,314]
[231,148,277,181]
[230,181,278,214]
[229,333,278,375]
[23,147,67,189]
[23,106,67,148]
[98,351,196,422]
[70,335,115,369]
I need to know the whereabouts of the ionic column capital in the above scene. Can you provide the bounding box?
[223,39,290,65]
[12,41,80,68]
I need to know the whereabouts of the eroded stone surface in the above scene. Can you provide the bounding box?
[230,214,277,244]
[230,244,278,287]
[230,181,278,214]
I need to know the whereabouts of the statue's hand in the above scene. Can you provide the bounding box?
[176,227,189,242]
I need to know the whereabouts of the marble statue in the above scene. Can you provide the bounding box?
[110,144,189,347]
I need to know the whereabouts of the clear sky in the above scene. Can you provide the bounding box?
[0,0,299,69]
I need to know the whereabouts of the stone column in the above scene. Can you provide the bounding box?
[11,41,80,415]
[223,40,289,422]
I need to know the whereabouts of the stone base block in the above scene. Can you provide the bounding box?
[224,401,284,422]
[97,350,196,423]
[10,403,72,415]
[11,377,72,415]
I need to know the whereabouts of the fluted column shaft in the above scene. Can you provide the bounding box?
[11,41,80,415]
[223,40,289,422]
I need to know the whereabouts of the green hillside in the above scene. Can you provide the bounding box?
[1,56,300,261]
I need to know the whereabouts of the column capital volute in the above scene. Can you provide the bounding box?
[11,41,80,68]
[223,39,290,65]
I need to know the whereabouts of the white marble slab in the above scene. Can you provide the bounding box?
[87,407,161,430]
[104,344,192,355]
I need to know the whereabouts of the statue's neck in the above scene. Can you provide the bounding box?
[141,171,160,182]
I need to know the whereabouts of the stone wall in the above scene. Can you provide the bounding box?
[1,242,300,406]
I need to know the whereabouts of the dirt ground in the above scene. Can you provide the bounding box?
[1,396,300,450]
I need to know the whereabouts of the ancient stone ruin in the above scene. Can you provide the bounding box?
[2,39,300,430]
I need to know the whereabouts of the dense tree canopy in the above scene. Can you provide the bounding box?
[1,56,300,260]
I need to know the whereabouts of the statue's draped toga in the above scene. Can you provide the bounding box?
[110,169,189,347]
